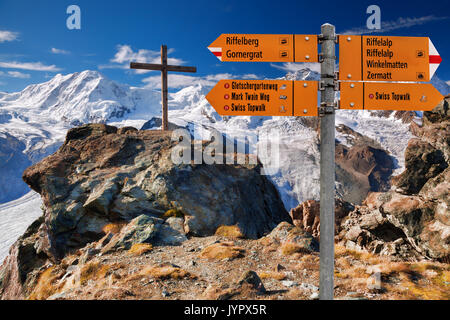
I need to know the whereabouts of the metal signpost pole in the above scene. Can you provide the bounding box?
[319,23,336,300]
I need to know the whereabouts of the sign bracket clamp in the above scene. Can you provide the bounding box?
[318,33,337,44]
[318,53,337,63]
[319,101,339,116]
[319,78,339,92]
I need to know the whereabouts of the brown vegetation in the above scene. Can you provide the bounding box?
[102,222,127,235]
[199,241,245,260]
[128,243,153,256]
[140,265,194,280]
[280,242,311,256]
[79,261,111,286]
[258,271,286,281]
[28,266,63,300]
[162,208,185,219]
[18,236,450,300]
[215,225,245,239]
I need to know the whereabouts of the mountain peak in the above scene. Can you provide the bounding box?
[431,75,450,95]
[41,70,105,87]
[0,70,161,126]
[73,70,105,80]
[281,67,321,81]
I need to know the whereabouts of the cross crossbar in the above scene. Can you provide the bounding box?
[130,45,197,131]
[130,62,197,73]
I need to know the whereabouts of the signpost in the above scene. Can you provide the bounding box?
[206,80,318,116]
[208,34,318,62]
[339,35,442,82]
[206,26,444,300]
[340,82,444,110]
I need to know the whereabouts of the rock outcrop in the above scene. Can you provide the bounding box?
[0,123,290,299]
[289,199,354,240]
[391,139,447,194]
[262,221,319,253]
[335,125,395,204]
[340,98,450,261]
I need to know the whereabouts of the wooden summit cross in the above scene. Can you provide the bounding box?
[130,45,197,131]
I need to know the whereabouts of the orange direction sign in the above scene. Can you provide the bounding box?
[206,80,318,116]
[208,34,318,62]
[340,82,444,111]
[339,35,442,82]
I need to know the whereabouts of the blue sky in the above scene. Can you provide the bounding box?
[0,0,449,92]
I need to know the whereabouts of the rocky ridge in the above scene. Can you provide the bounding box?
[335,124,395,204]
[339,98,450,261]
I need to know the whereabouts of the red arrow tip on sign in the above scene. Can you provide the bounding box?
[429,55,442,64]
[429,39,442,80]
[208,47,222,61]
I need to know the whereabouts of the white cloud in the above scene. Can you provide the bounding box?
[7,71,30,78]
[0,30,19,43]
[142,73,259,89]
[0,61,61,72]
[51,48,70,55]
[341,15,448,35]
[271,62,321,73]
[101,45,187,74]
[446,80,450,86]
[241,74,259,80]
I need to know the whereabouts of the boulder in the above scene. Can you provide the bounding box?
[1,123,290,299]
[102,215,160,252]
[341,191,448,261]
[101,214,187,253]
[264,222,319,253]
[237,271,266,294]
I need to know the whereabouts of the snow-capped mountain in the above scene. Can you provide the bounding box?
[0,70,161,151]
[431,75,450,97]
[0,71,161,203]
[0,70,160,125]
